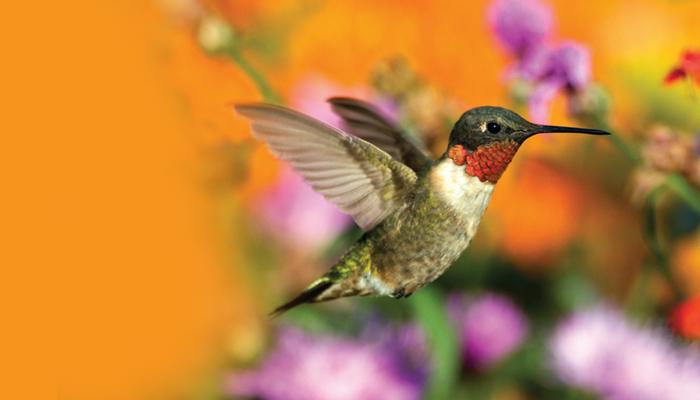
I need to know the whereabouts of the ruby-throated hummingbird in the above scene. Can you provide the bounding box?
[236,98,609,314]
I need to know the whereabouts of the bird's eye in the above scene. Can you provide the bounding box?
[486,122,501,134]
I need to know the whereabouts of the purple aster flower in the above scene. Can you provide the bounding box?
[546,42,591,90]
[525,42,591,123]
[512,45,552,81]
[527,79,561,125]
[488,0,553,57]
[550,305,700,400]
[255,165,351,252]
[488,0,594,123]
[226,327,426,400]
[448,293,528,369]
[361,319,430,381]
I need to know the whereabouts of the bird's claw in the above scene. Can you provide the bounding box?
[392,288,412,299]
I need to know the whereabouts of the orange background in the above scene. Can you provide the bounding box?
[3,2,247,399]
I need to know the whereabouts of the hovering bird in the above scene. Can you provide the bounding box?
[236,98,609,314]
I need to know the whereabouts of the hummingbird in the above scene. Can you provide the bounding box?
[235,97,609,314]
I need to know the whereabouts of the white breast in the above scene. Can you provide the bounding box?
[430,159,495,230]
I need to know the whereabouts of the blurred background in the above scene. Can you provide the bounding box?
[15,0,699,399]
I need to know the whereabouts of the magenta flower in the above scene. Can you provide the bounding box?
[488,0,553,57]
[550,305,700,399]
[226,327,426,400]
[448,293,528,369]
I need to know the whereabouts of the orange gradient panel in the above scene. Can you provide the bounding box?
[1,1,255,399]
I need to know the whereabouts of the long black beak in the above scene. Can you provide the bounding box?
[535,125,610,136]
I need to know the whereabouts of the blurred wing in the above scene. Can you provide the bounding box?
[328,97,433,172]
[235,103,418,231]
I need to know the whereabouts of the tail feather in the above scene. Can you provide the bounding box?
[270,279,335,317]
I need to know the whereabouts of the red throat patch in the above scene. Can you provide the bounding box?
[448,141,519,183]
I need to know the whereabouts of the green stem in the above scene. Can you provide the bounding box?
[410,287,458,400]
[595,117,698,303]
[624,262,653,315]
[607,132,640,163]
[664,173,700,214]
[592,117,700,215]
[224,45,280,103]
[590,117,640,162]
[640,186,684,301]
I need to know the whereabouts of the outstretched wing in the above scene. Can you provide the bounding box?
[328,97,433,172]
[235,103,418,231]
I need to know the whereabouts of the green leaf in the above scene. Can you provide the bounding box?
[410,287,459,400]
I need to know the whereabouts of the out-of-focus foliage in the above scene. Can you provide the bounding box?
[154,0,700,398]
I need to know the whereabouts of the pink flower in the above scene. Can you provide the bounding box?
[290,75,397,130]
[255,165,351,252]
[550,305,700,399]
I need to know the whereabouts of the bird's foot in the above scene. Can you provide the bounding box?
[391,287,412,299]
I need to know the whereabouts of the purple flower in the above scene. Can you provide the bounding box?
[527,79,561,125]
[448,293,528,369]
[550,305,700,400]
[226,327,426,400]
[513,45,552,81]
[255,165,351,252]
[361,320,430,381]
[524,42,591,123]
[545,42,591,90]
[488,0,553,57]
[488,0,593,123]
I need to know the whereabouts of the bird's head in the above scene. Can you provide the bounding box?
[446,106,609,183]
